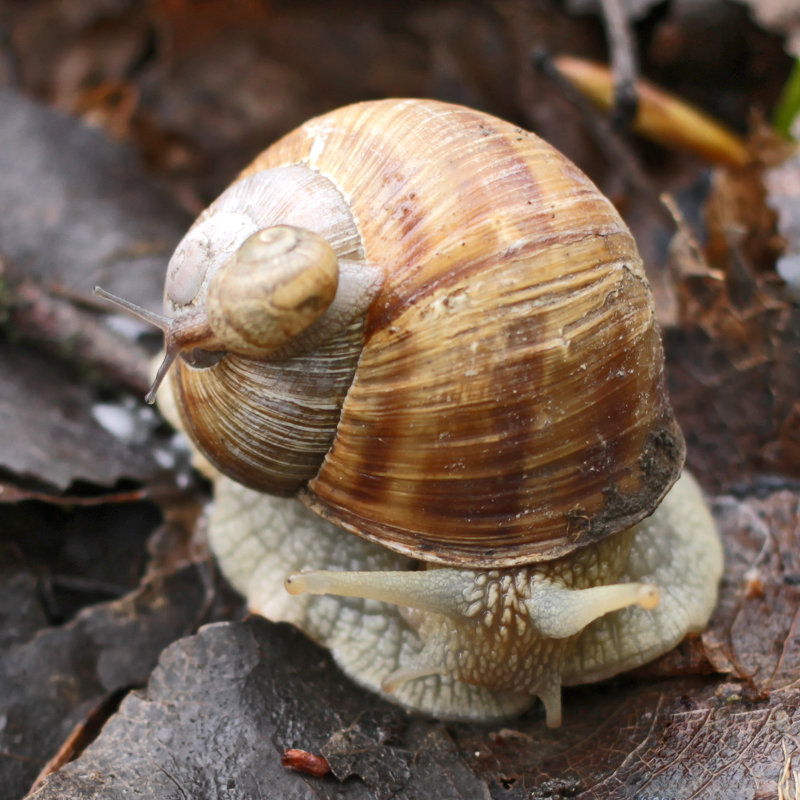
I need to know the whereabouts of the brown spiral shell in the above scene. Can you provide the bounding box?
[172,99,685,567]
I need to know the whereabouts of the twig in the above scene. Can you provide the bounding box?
[599,0,640,129]
[0,481,148,505]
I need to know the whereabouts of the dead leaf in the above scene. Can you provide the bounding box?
[665,308,800,491]
[0,88,187,312]
[0,570,48,652]
[0,564,211,799]
[8,0,153,112]
[665,166,800,488]
[24,618,491,800]
[703,490,800,694]
[0,344,161,490]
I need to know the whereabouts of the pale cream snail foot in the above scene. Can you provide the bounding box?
[204,466,721,727]
[208,476,533,722]
[275,471,717,727]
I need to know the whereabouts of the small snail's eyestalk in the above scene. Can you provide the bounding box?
[93,286,171,330]
[93,285,211,404]
[144,348,180,405]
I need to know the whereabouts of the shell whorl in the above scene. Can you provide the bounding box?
[205,225,339,357]
[168,166,366,495]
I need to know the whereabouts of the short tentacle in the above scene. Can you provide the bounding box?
[524,580,659,639]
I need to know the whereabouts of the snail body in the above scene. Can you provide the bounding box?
[205,468,719,724]
[101,99,723,725]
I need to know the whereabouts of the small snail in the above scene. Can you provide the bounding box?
[98,99,723,726]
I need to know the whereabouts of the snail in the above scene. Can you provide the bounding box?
[97,99,723,726]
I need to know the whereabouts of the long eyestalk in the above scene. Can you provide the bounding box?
[93,286,211,404]
[93,286,171,330]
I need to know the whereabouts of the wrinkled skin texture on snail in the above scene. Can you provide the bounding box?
[159,372,721,726]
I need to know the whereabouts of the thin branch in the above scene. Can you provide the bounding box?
[600,0,640,129]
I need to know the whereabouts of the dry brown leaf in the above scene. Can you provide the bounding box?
[704,490,800,694]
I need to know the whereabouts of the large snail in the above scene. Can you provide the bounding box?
[98,99,723,726]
